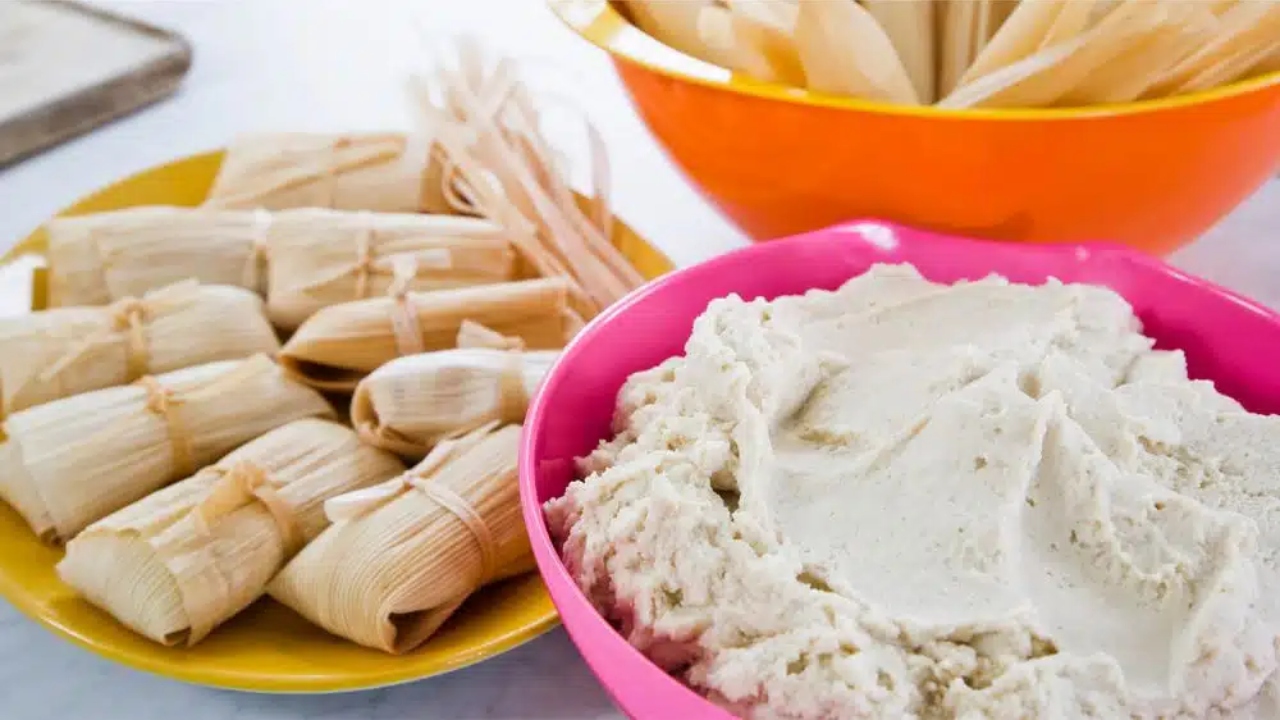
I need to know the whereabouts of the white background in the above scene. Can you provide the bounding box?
[0,2,1277,719]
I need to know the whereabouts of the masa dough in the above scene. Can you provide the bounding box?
[546,264,1280,719]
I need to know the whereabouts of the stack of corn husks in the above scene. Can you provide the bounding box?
[621,0,1280,107]
[0,39,643,655]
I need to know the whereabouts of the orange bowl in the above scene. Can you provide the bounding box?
[551,0,1280,254]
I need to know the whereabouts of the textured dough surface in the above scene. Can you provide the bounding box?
[547,265,1280,719]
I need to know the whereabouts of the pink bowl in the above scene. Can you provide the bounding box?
[518,220,1280,719]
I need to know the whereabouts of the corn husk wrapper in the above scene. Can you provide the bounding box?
[408,41,645,320]
[46,207,271,307]
[957,0,1070,90]
[204,132,451,214]
[265,209,517,331]
[621,0,740,69]
[941,1,1173,109]
[793,0,920,104]
[0,355,334,543]
[279,277,579,392]
[699,2,806,87]
[57,419,404,646]
[1143,0,1280,98]
[351,348,556,459]
[862,0,935,103]
[0,282,279,418]
[268,423,532,654]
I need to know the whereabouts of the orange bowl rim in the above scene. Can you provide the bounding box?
[550,0,1280,121]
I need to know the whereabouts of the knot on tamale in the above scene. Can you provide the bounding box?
[137,375,195,478]
[39,293,154,384]
[387,254,427,357]
[192,461,304,557]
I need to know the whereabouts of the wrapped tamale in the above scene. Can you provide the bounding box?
[265,209,517,331]
[279,277,581,391]
[268,423,533,654]
[0,355,334,543]
[47,206,271,307]
[0,281,279,418]
[57,418,405,646]
[204,132,451,213]
[351,347,557,458]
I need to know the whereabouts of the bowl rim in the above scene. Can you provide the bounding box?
[548,0,1280,122]
[518,217,1280,716]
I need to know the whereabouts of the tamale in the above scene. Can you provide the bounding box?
[265,209,517,331]
[279,277,580,391]
[57,418,404,646]
[204,132,452,213]
[350,348,557,458]
[268,423,532,654]
[46,206,271,307]
[0,355,333,543]
[0,282,279,418]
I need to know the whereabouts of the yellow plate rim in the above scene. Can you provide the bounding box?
[0,148,673,693]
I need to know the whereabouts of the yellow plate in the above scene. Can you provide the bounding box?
[0,150,674,693]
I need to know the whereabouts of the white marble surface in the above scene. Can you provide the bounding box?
[0,2,1277,719]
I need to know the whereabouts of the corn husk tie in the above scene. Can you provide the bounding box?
[57,419,405,645]
[350,344,556,459]
[46,207,273,307]
[204,132,450,214]
[279,277,580,391]
[267,423,533,654]
[0,355,334,543]
[0,281,279,418]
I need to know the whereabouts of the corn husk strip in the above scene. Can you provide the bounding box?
[1038,0,1098,50]
[56,419,404,646]
[456,320,526,351]
[793,0,920,104]
[265,209,516,330]
[0,355,333,543]
[46,207,270,307]
[279,277,578,391]
[1144,0,1280,98]
[268,423,532,654]
[351,349,556,459]
[862,0,935,103]
[700,2,806,87]
[941,1,1172,110]
[204,132,451,214]
[958,0,1069,89]
[0,282,279,419]
[1060,3,1219,105]
[621,0,740,69]
[409,41,645,318]
[938,0,985,98]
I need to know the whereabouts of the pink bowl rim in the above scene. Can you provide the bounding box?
[517,218,1280,716]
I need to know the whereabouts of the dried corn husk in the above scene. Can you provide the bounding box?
[204,132,451,213]
[57,419,404,646]
[0,282,279,418]
[957,0,1070,89]
[793,0,920,104]
[700,1,806,87]
[268,423,532,654]
[1143,0,1280,98]
[941,1,1173,109]
[408,41,645,320]
[279,278,579,391]
[862,0,935,102]
[0,355,333,543]
[265,209,516,331]
[351,348,556,459]
[621,0,739,69]
[46,207,271,307]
